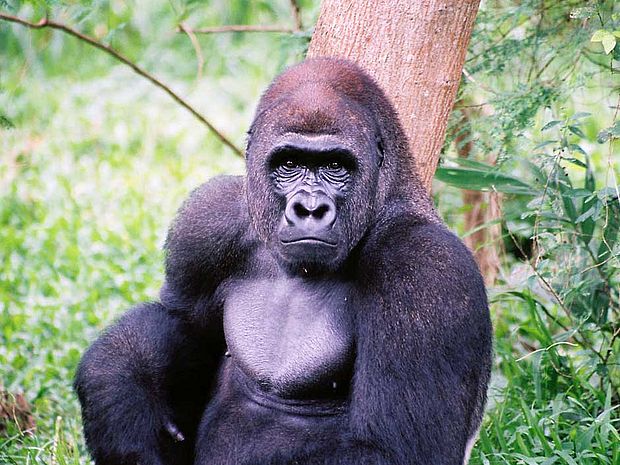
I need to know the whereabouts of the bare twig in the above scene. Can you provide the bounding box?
[534,53,557,80]
[288,0,303,32]
[462,68,497,94]
[0,12,243,156]
[178,24,295,34]
[604,324,620,365]
[179,1,303,36]
[454,102,491,109]
[179,22,205,81]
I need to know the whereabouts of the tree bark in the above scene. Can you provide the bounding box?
[308,0,480,191]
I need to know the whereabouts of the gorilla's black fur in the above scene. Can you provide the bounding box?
[75,58,492,465]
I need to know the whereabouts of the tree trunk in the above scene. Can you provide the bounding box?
[308,0,480,191]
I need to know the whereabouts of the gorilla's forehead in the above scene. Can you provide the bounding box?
[268,133,361,155]
[254,82,377,141]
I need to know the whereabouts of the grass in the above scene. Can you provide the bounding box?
[0,65,248,464]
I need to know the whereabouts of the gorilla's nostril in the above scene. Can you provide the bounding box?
[293,203,311,218]
[313,204,330,219]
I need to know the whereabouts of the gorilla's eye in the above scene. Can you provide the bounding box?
[284,160,296,169]
[327,161,342,170]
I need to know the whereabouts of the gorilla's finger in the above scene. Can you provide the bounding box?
[164,421,185,442]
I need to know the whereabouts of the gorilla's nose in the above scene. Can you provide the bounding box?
[285,191,336,231]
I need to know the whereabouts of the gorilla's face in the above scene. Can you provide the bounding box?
[267,137,356,268]
[247,127,382,274]
[245,75,388,274]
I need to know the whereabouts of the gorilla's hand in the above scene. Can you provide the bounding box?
[74,303,208,465]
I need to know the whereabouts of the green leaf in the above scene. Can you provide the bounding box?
[580,159,597,244]
[602,34,617,54]
[444,158,493,170]
[597,131,611,144]
[567,125,586,138]
[542,120,561,131]
[597,203,620,266]
[597,121,620,143]
[556,450,579,465]
[562,157,587,169]
[591,30,618,53]
[569,112,591,120]
[553,166,578,222]
[0,114,14,129]
[575,205,596,223]
[568,144,586,156]
[435,161,538,195]
[584,162,595,194]
[534,140,557,150]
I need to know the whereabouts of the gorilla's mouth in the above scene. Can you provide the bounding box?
[278,224,339,248]
[281,238,337,247]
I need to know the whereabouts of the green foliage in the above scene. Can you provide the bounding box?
[437,1,620,463]
[597,121,620,144]
[0,114,14,128]
[435,158,538,195]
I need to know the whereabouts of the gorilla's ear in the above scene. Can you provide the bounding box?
[245,128,254,153]
[376,136,385,167]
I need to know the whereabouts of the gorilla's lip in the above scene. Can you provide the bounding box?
[280,238,337,246]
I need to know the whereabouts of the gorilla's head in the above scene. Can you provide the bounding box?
[245,58,431,274]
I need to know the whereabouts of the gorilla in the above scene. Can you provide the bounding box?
[75,58,492,465]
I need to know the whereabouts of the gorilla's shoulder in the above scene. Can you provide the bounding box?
[366,215,482,285]
[191,175,245,203]
[166,175,249,250]
[360,216,487,325]
[176,175,246,223]
[163,176,253,297]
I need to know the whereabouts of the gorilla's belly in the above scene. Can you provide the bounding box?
[223,277,354,398]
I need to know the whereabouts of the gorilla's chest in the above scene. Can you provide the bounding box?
[223,277,354,398]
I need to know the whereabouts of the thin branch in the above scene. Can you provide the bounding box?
[0,12,243,156]
[454,102,491,109]
[179,22,205,81]
[288,0,303,32]
[462,68,497,94]
[534,53,557,80]
[604,325,620,365]
[180,1,303,36]
[178,24,295,34]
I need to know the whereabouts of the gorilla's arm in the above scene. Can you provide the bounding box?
[75,303,216,465]
[348,220,492,465]
[75,176,249,465]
